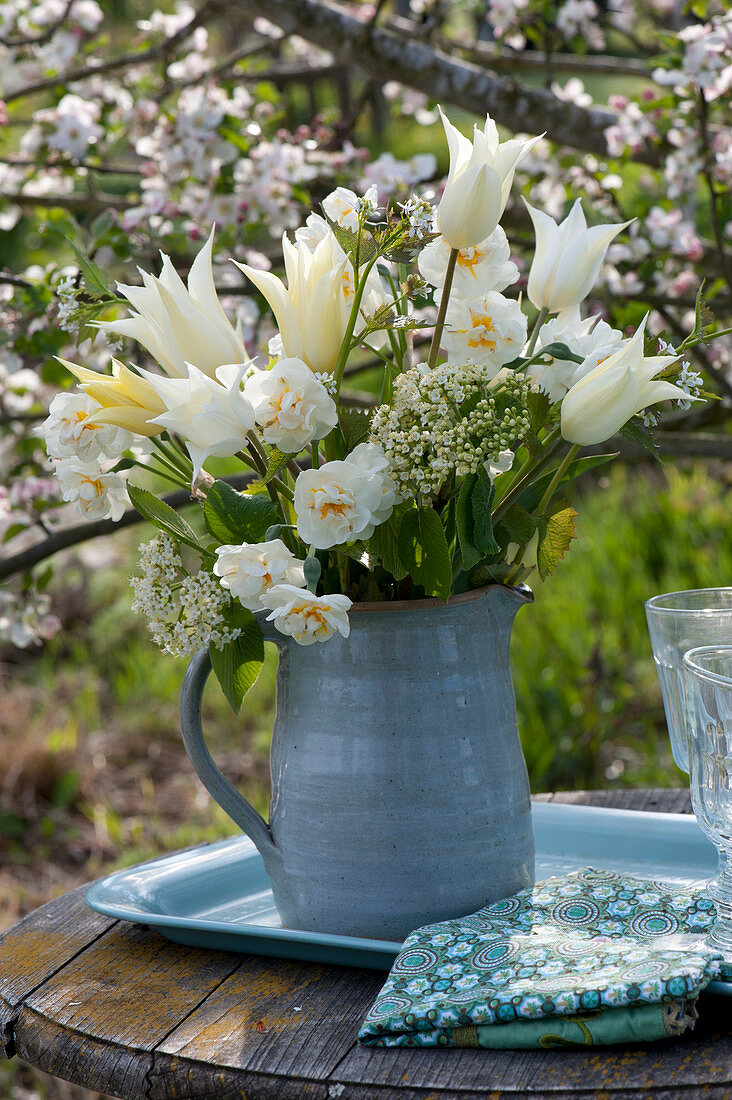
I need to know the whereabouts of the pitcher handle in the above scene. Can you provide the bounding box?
[180,648,279,863]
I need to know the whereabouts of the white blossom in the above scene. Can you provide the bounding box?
[293,446,399,549]
[42,390,132,461]
[55,459,129,521]
[213,540,306,611]
[444,292,527,373]
[260,584,351,646]
[244,357,337,453]
[418,228,519,297]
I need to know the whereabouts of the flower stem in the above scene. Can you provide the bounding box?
[492,426,561,522]
[525,307,549,357]
[535,444,580,516]
[426,247,459,370]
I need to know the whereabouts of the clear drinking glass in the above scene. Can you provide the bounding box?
[682,645,732,959]
[645,589,732,772]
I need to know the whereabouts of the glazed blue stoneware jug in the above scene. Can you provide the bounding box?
[180,584,535,940]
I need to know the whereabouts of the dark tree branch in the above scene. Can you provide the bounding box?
[0,473,255,581]
[224,0,660,164]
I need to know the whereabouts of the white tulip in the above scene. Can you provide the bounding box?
[525,199,632,313]
[443,292,527,373]
[260,585,352,646]
[56,459,128,521]
[213,540,305,611]
[560,318,693,445]
[144,362,256,481]
[294,446,398,549]
[529,307,624,402]
[418,228,519,297]
[437,107,539,250]
[98,229,247,379]
[244,357,338,453]
[42,390,132,461]
[235,221,359,375]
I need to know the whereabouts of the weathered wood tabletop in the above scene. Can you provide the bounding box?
[2,789,731,1100]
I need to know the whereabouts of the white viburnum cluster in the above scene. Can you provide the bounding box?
[370,364,531,499]
[130,533,242,659]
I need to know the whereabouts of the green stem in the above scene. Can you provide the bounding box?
[426,247,459,371]
[535,444,580,516]
[525,307,549,357]
[332,253,381,394]
[680,324,732,352]
[492,429,562,523]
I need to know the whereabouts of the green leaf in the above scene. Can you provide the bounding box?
[526,390,552,435]
[338,407,371,452]
[456,474,481,570]
[471,468,499,557]
[323,216,378,264]
[210,609,265,713]
[500,505,537,546]
[536,499,577,581]
[535,341,584,364]
[127,483,203,549]
[3,521,28,543]
[65,238,115,300]
[367,506,408,581]
[398,506,451,601]
[619,418,661,460]
[203,480,279,545]
[264,447,292,483]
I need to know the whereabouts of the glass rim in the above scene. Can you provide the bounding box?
[682,645,732,686]
[645,588,732,614]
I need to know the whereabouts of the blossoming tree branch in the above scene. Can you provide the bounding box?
[23,103,727,710]
[0,0,730,650]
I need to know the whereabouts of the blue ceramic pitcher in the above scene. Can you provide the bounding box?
[180,584,535,940]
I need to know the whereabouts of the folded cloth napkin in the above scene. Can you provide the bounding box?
[358,867,725,1049]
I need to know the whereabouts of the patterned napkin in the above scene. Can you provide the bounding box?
[359,867,725,1049]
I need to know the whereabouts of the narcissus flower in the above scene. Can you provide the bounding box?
[56,459,128,521]
[42,390,132,461]
[418,228,519,297]
[525,199,631,313]
[98,228,247,379]
[437,107,539,250]
[528,308,624,403]
[293,443,399,549]
[560,318,693,445]
[444,292,527,372]
[213,540,305,611]
[243,357,337,453]
[260,585,352,646]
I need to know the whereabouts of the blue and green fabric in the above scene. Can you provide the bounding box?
[359,867,725,1049]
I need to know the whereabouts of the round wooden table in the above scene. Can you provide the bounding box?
[2,789,731,1099]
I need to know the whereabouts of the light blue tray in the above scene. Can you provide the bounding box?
[86,801,729,991]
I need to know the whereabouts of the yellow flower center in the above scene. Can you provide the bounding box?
[457,247,483,273]
[467,310,497,351]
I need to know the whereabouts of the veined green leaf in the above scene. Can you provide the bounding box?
[398,506,451,601]
[210,609,264,713]
[536,498,577,581]
[203,480,279,545]
[127,483,202,550]
[367,505,409,581]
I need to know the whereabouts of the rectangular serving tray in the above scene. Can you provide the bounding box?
[86,801,728,991]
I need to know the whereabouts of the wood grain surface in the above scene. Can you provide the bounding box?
[4,788,731,1100]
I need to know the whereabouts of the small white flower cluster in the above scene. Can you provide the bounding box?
[399,196,437,241]
[41,390,131,522]
[371,363,530,499]
[55,274,80,334]
[675,361,703,411]
[130,533,241,659]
